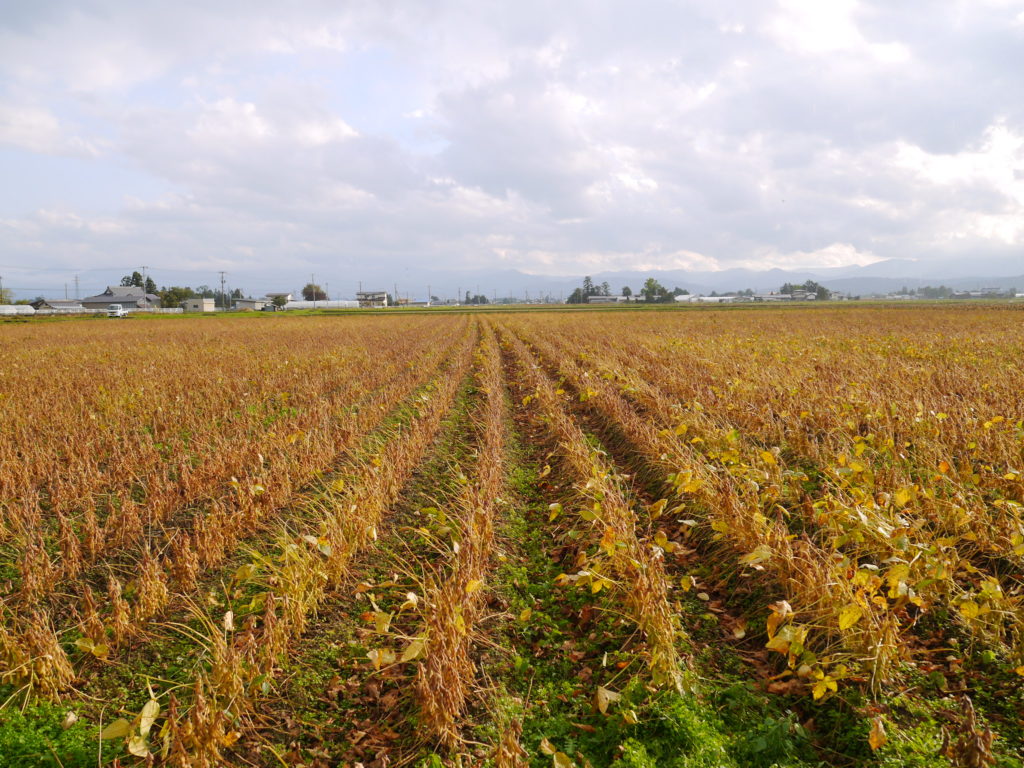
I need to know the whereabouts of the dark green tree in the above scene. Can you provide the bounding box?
[641,277,671,302]
[158,286,197,308]
[302,283,328,301]
[121,271,144,288]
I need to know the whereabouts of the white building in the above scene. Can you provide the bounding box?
[182,298,216,312]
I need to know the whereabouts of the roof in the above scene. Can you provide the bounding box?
[82,286,159,305]
[31,299,83,309]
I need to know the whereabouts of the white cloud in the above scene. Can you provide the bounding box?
[0,0,1022,296]
[0,103,99,155]
[742,243,882,271]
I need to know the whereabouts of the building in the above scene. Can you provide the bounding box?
[675,295,735,303]
[233,298,266,311]
[356,290,389,308]
[81,286,159,310]
[283,299,359,310]
[586,295,630,304]
[264,292,293,305]
[182,298,216,312]
[30,299,85,311]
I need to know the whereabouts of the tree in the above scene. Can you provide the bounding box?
[780,280,830,300]
[600,281,611,296]
[302,283,328,301]
[567,287,586,304]
[158,286,197,308]
[641,277,671,303]
[582,275,595,297]
[144,277,157,294]
[271,294,289,308]
[121,271,144,288]
[621,286,632,300]
[0,287,12,304]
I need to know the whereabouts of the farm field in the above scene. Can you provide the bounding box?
[0,306,1022,768]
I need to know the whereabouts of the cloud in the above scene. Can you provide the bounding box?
[1,0,1023,298]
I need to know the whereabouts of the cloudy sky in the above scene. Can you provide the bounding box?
[1,0,1023,298]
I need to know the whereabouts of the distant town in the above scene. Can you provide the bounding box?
[1,270,1022,316]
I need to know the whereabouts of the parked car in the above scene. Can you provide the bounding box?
[107,304,128,318]
[261,304,281,311]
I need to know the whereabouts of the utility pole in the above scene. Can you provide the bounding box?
[427,284,431,305]
[394,282,398,306]
[219,271,227,311]
[0,274,4,303]
[457,286,461,305]
[64,283,68,300]
[74,275,80,300]
[311,273,316,308]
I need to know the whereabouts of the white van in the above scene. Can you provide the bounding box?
[107,304,128,318]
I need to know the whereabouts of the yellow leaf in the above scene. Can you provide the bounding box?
[138,699,160,739]
[367,648,396,670]
[99,718,132,740]
[959,600,980,620]
[893,487,915,507]
[519,608,533,622]
[838,604,862,631]
[593,686,622,715]
[548,503,562,521]
[553,752,574,768]
[540,737,556,755]
[400,638,425,663]
[938,460,951,474]
[539,464,551,478]
[400,592,419,611]
[760,450,777,467]
[600,527,617,557]
[233,562,257,583]
[221,731,241,747]
[465,579,484,595]
[868,716,887,750]
[373,611,393,634]
[127,733,150,758]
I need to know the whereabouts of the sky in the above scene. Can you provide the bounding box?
[1,0,1023,299]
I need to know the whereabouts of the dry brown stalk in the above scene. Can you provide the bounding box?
[416,320,509,747]
[501,328,685,692]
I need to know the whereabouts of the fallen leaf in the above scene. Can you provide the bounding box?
[593,686,622,715]
[868,715,887,750]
